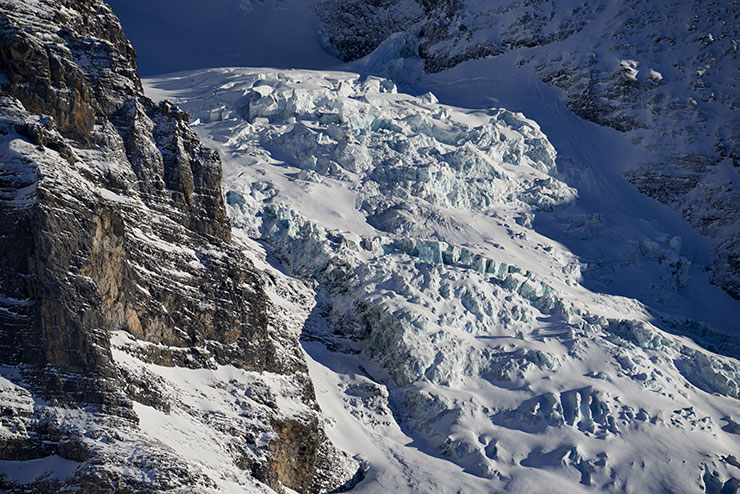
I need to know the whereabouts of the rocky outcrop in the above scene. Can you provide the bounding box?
[0,0,356,491]
[317,0,424,62]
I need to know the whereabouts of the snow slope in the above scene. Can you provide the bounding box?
[415,56,739,344]
[322,0,740,299]
[144,68,740,493]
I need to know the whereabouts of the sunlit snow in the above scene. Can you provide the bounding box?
[143,67,740,493]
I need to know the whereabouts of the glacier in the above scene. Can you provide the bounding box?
[320,0,740,300]
[143,68,740,493]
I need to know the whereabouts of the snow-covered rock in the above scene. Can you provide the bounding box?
[0,2,357,492]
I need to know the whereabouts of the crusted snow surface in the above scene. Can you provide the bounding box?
[145,69,740,493]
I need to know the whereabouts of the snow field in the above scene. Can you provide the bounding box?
[144,68,740,493]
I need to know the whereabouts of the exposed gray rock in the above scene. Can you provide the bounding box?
[317,0,424,61]
[0,0,357,491]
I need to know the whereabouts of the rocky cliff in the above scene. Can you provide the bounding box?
[0,0,357,491]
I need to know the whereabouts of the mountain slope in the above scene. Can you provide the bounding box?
[106,0,341,75]
[2,0,738,492]
[317,0,740,301]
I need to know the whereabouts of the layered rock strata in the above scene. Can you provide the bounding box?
[0,0,357,491]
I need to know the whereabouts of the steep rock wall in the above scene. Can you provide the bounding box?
[0,0,357,491]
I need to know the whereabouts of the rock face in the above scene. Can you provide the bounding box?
[0,0,357,491]
[316,0,740,299]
